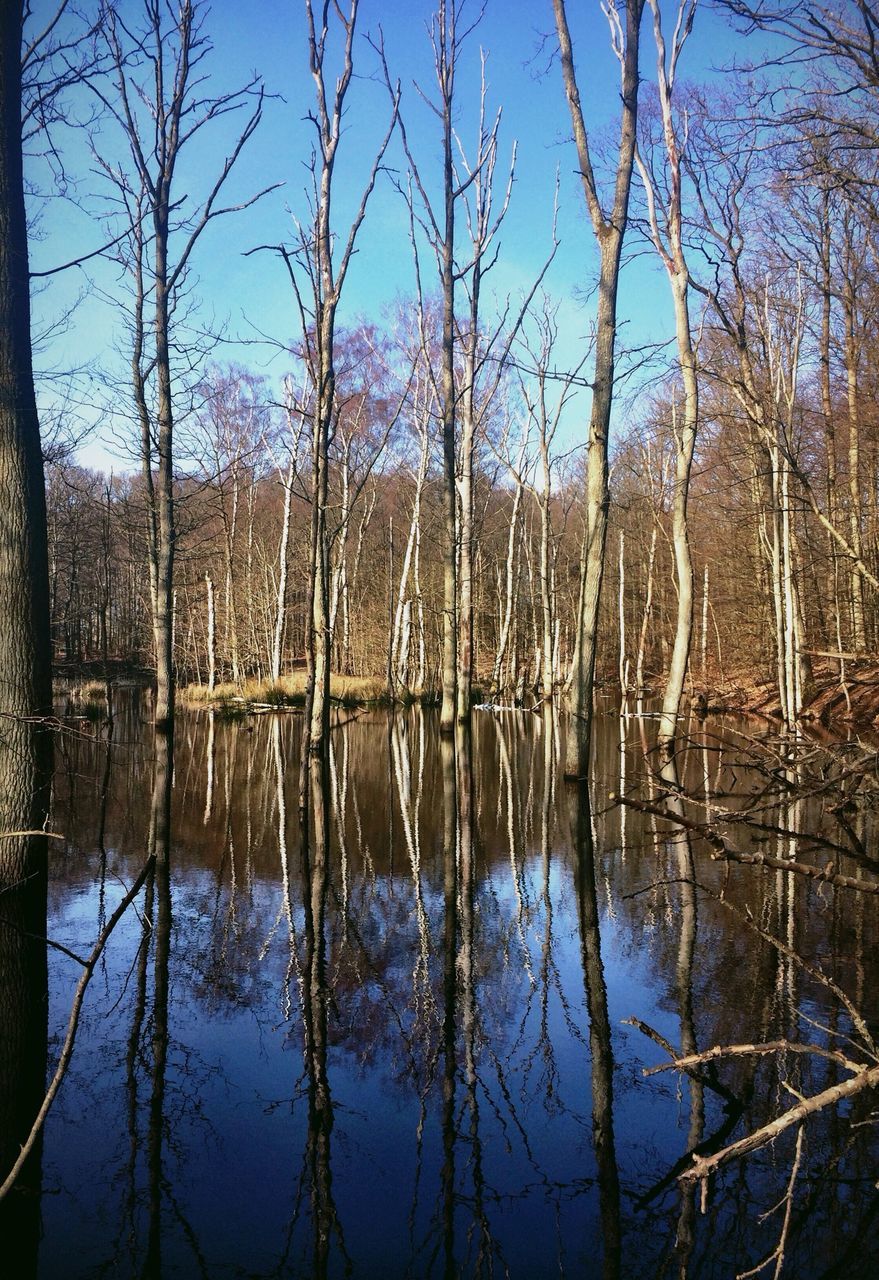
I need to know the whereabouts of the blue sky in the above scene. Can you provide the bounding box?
[28,0,743,472]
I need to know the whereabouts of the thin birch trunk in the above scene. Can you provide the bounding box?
[272,459,295,685]
[205,573,216,694]
[618,531,628,698]
[843,283,866,650]
[635,0,699,753]
[635,524,657,696]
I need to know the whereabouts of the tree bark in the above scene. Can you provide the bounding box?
[205,572,216,693]
[439,4,458,733]
[0,0,53,877]
[636,0,699,753]
[553,0,644,777]
[0,7,52,1253]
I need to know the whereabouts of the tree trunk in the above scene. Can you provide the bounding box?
[491,476,524,699]
[205,572,216,693]
[657,304,698,751]
[617,530,628,699]
[308,341,333,751]
[456,301,479,724]
[843,286,866,650]
[539,488,554,698]
[272,461,295,684]
[0,7,52,1252]
[636,3,699,754]
[0,0,53,880]
[152,194,176,731]
[635,524,657,696]
[553,0,644,777]
[439,90,458,733]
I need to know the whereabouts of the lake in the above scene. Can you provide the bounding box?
[11,695,879,1277]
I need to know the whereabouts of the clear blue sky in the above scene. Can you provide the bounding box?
[28,0,742,472]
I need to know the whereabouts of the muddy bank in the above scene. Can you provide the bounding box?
[694,656,879,730]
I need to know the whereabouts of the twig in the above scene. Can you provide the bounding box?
[736,1122,804,1280]
[0,855,155,1203]
[624,1016,742,1108]
[682,1065,879,1185]
[706,891,877,1059]
[0,830,65,840]
[643,1039,867,1080]
[609,791,879,896]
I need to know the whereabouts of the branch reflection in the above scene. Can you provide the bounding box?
[570,776,621,1280]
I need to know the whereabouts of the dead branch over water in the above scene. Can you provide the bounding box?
[611,789,879,895]
[0,855,154,1203]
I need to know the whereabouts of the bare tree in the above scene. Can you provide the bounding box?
[93,0,269,728]
[0,0,55,872]
[376,0,472,733]
[635,0,700,753]
[0,1,59,1248]
[722,1,879,97]
[515,299,586,699]
[256,0,398,758]
[380,5,556,725]
[551,0,645,777]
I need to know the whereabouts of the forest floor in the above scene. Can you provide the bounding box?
[695,656,879,731]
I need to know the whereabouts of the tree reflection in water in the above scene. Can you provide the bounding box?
[144,727,173,1278]
[26,699,879,1277]
[301,751,349,1277]
[0,835,47,1280]
[570,773,621,1280]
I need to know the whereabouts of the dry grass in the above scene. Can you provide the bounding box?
[181,672,395,709]
[68,679,109,703]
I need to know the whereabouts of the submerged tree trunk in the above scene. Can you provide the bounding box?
[144,725,173,1276]
[658,359,697,751]
[456,330,476,724]
[553,0,644,777]
[439,24,458,733]
[0,0,53,859]
[571,781,621,1279]
[0,7,52,1257]
[152,204,176,730]
[636,0,700,754]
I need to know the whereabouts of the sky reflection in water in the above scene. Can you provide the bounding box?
[31,700,879,1278]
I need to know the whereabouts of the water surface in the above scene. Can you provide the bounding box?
[21,699,879,1276]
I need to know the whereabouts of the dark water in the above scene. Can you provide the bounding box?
[14,697,879,1276]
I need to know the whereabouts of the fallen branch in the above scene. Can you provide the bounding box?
[681,1064,879,1184]
[736,1122,804,1280]
[609,791,879,896]
[0,855,155,1203]
[624,1015,741,1107]
[643,1039,867,1081]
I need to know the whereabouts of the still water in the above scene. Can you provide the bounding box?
[20,698,879,1275]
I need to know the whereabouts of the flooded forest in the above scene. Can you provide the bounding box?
[1,1,879,1278]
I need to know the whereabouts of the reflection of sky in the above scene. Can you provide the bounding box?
[42,865,667,1276]
[37,705,879,1278]
[29,1,744,474]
